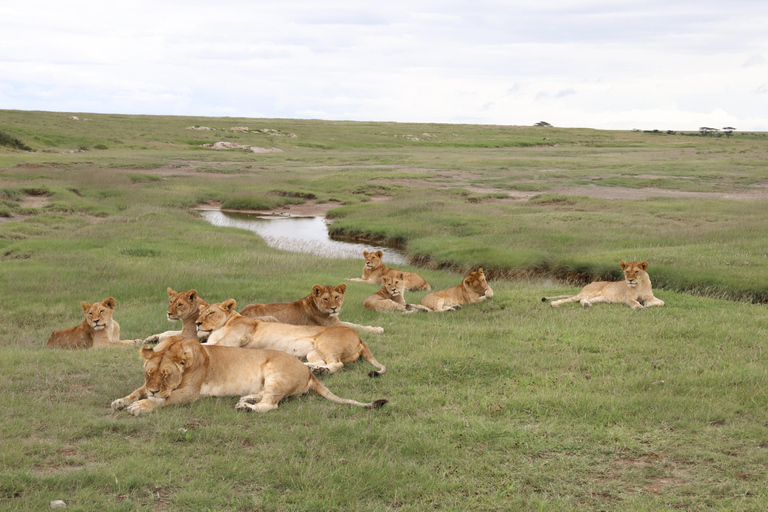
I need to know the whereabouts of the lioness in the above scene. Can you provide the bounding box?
[198,300,386,376]
[363,273,428,313]
[348,250,431,291]
[239,283,384,334]
[419,268,494,312]
[542,260,665,309]
[111,337,387,415]
[142,288,210,348]
[47,297,142,349]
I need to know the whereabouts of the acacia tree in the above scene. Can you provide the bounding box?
[723,127,736,138]
[534,121,552,127]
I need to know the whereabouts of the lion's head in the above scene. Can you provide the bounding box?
[382,273,405,298]
[81,297,115,331]
[362,250,384,271]
[195,299,237,338]
[619,261,649,288]
[463,268,493,298]
[311,284,346,317]
[139,338,201,400]
[166,288,202,322]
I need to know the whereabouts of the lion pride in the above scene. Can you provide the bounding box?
[542,260,665,309]
[47,297,141,349]
[111,337,387,415]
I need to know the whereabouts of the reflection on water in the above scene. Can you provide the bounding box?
[198,210,408,264]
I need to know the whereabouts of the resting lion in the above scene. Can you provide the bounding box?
[542,260,665,309]
[47,297,142,349]
[363,273,428,313]
[239,283,384,334]
[198,300,386,376]
[347,250,431,291]
[111,337,387,415]
[142,288,210,349]
[419,268,494,312]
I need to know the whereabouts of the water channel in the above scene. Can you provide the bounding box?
[198,209,409,264]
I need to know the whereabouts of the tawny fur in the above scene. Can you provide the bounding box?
[198,300,386,376]
[143,288,210,349]
[111,337,387,415]
[542,261,665,310]
[240,283,383,334]
[347,250,431,291]
[363,273,428,313]
[47,297,142,349]
[419,268,494,312]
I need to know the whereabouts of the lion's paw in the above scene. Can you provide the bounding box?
[142,335,160,345]
[126,400,155,416]
[111,398,127,411]
[370,326,385,334]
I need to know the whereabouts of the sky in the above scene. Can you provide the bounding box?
[2,0,768,131]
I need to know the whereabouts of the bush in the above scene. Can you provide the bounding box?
[0,131,32,151]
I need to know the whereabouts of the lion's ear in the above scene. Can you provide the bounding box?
[313,285,323,296]
[363,250,370,257]
[167,287,176,297]
[81,301,91,314]
[640,261,649,270]
[620,261,629,270]
[198,304,206,313]
[335,283,347,294]
[140,345,155,360]
[187,290,198,302]
[103,297,116,309]
[222,299,237,312]
[477,268,484,275]
[375,250,383,258]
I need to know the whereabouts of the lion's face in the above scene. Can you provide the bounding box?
[139,342,187,399]
[311,284,346,317]
[463,268,493,297]
[620,261,649,288]
[195,299,237,338]
[363,250,384,270]
[167,288,200,322]
[81,297,115,331]
[382,274,405,298]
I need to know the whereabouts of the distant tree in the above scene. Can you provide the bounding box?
[534,121,553,127]
[699,127,719,137]
[723,127,736,138]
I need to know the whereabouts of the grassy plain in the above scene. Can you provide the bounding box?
[1,110,768,511]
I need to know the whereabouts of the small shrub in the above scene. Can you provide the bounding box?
[0,131,32,151]
[94,144,108,150]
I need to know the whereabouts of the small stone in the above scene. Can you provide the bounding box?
[50,500,67,509]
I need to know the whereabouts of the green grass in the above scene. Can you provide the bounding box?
[1,110,768,510]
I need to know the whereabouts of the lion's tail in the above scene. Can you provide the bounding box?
[359,341,387,377]
[541,294,574,302]
[308,375,388,409]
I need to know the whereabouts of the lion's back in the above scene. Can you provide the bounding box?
[47,324,92,349]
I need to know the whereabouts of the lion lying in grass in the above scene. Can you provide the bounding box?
[111,337,387,415]
[142,288,210,348]
[47,297,142,349]
[198,300,386,376]
[542,260,665,309]
[348,250,431,291]
[419,268,494,312]
[363,273,428,313]
[240,283,384,334]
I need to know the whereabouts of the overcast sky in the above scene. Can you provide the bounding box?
[2,0,767,130]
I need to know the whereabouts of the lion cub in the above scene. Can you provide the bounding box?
[47,297,142,349]
[419,268,494,312]
[363,273,428,313]
[348,250,431,291]
[543,260,665,309]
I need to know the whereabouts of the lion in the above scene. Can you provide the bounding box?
[142,288,210,349]
[419,268,494,312]
[111,337,388,415]
[47,297,142,349]
[363,273,428,313]
[347,250,431,291]
[542,260,665,309]
[239,283,384,334]
[198,300,386,376]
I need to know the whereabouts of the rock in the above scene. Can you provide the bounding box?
[50,500,67,509]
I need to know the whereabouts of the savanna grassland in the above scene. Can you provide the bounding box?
[1,109,768,511]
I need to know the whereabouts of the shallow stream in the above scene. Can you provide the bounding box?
[198,210,408,264]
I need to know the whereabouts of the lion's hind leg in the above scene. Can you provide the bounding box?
[305,348,344,374]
